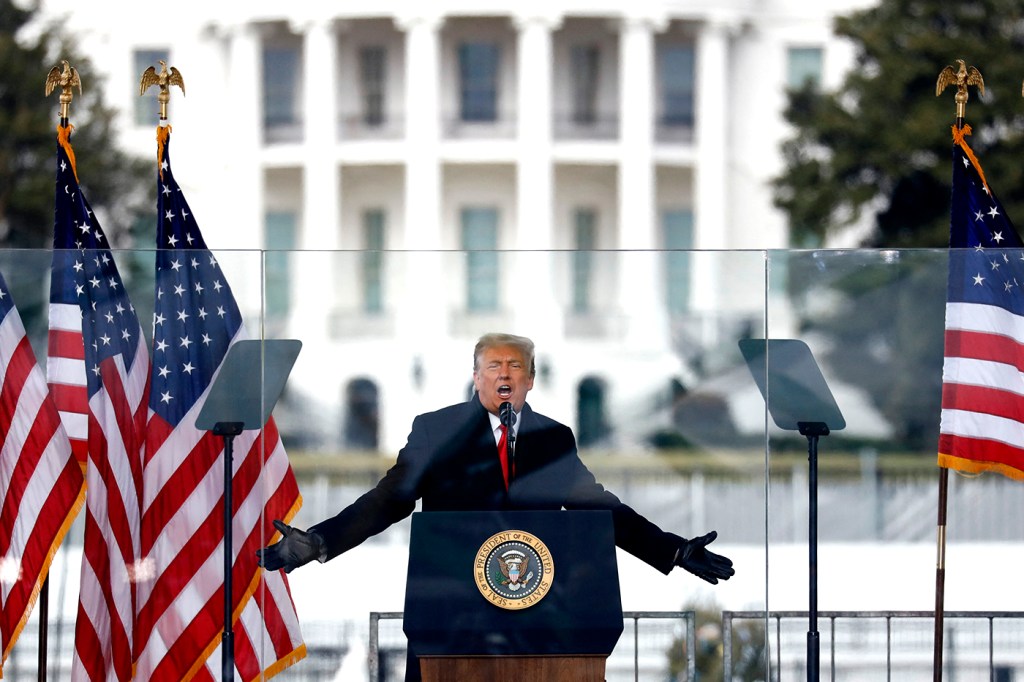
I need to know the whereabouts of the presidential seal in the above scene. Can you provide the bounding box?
[474,529,554,610]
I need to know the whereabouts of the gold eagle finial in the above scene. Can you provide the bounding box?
[45,60,82,121]
[936,59,984,120]
[139,60,185,121]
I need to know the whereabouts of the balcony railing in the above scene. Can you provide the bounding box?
[553,112,620,141]
[723,610,1024,680]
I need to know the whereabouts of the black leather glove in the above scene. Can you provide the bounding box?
[674,531,734,584]
[255,519,324,574]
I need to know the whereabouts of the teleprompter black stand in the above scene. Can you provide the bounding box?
[195,339,302,682]
[739,339,845,682]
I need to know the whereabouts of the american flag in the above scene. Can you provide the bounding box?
[938,125,1024,480]
[0,267,84,675]
[47,127,150,680]
[133,127,304,680]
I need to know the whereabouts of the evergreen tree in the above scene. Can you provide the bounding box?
[0,0,148,248]
[774,0,1024,248]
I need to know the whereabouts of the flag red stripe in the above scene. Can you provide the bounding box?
[941,382,1024,422]
[139,430,219,557]
[70,600,105,679]
[0,454,81,640]
[70,438,87,464]
[944,328,1024,368]
[137,439,300,678]
[48,382,88,414]
[0,299,83,669]
[232,617,259,682]
[48,328,86,360]
[78,510,133,680]
[85,411,138,574]
[0,337,48,552]
[136,430,289,654]
[142,414,173,465]
[97,357,144,521]
[258,576,292,661]
[939,431,1024,472]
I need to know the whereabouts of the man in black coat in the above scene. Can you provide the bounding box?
[257,333,733,673]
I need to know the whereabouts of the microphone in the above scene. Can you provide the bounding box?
[499,401,516,478]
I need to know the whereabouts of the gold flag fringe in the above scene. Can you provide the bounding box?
[156,124,171,181]
[56,124,79,182]
[951,124,990,192]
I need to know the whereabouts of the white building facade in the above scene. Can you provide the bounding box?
[37,0,872,452]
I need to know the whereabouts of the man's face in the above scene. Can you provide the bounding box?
[473,344,534,415]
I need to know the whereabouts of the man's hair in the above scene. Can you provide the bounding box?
[473,333,536,377]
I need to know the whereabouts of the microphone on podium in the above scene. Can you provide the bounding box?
[499,401,516,479]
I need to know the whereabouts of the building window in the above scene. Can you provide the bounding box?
[461,207,499,312]
[362,209,385,313]
[577,376,610,447]
[263,44,301,137]
[570,44,600,125]
[134,49,169,126]
[344,378,379,450]
[664,210,694,313]
[360,46,387,127]
[658,45,695,126]
[572,209,597,313]
[265,211,296,318]
[787,46,823,90]
[458,43,500,122]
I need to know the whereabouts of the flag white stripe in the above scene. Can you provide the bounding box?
[265,568,303,644]
[46,357,87,386]
[47,302,82,331]
[0,309,27,388]
[941,356,1024,396]
[0,429,73,605]
[55,410,88,440]
[945,301,1024,341]
[940,408,1024,449]
[72,552,113,676]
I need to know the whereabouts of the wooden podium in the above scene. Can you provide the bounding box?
[419,655,607,681]
[404,510,623,681]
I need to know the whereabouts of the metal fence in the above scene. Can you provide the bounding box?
[369,610,695,682]
[724,610,1024,681]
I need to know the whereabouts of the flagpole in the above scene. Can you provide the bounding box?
[933,57,982,680]
[931,112,962,682]
[933,467,949,681]
[37,577,48,681]
[42,59,83,682]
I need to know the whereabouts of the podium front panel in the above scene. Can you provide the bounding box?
[403,510,623,657]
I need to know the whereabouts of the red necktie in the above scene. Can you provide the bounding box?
[497,424,510,490]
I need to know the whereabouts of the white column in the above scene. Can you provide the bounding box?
[617,16,657,252]
[514,14,557,252]
[691,19,732,312]
[224,23,262,249]
[222,22,264,316]
[298,19,340,251]
[399,14,443,251]
[616,16,664,345]
[290,19,340,336]
[396,14,446,345]
[514,14,561,341]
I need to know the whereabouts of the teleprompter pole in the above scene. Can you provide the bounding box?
[799,421,829,682]
[214,422,244,682]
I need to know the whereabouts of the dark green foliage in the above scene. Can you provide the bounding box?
[775,0,1024,247]
[0,0,149,248]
